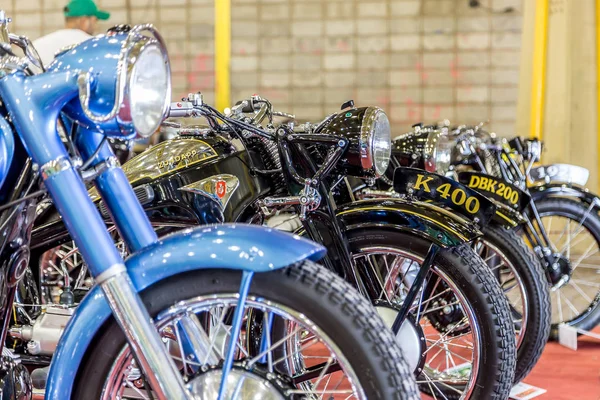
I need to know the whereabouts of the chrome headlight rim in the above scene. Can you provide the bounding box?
[359,107,391,178]
[423,130,453,174]
[116,25,171,137]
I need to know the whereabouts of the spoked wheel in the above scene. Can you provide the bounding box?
[347,229,515,400]
[534,198,600,339]
[474,224,550,383]
[38,226,126,304]
[73,263,420,399]
[37,225,176,305]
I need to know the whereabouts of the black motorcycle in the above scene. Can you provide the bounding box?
[447,124,600,339]
[361,123,551,384]
[29,95,516,399]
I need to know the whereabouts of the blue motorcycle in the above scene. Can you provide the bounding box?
[0,13,418,399]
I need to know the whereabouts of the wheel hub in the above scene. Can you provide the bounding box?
[187,365,288,400]
[548,253,572,289]
[424,284,469,337]
[375,305,426,373]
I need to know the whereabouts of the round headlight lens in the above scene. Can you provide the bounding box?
[434,134,453,174]
[372,111,391,177]
[129,44,170,137]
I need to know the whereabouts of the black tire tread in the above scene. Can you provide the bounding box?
[283,261,420,399]
[482,224,551,383]
[450,244,517,400]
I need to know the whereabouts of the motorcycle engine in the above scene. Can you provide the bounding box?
[0,349,32,400]
[9,307,74,356]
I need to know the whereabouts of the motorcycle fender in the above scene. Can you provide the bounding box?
[45,224,325,400]
[336,199,482,248]
[528,183,600,207]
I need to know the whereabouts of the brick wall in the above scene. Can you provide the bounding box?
[230,0,523,135]
[5,0,523,135]
[3,0,217,105]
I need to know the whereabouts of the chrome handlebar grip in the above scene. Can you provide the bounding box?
[272,111,295,119]
[0,11,10,45]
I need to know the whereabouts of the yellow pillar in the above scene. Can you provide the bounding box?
[529,0,549,140]
[215,0,231,112]
[596,0,600,189]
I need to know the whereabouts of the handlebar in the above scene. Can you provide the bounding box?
[168,101,197,118]
[230,95,295,125]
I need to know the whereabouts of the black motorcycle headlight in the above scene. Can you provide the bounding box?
[320,106,391,179]
[360,107,391,177]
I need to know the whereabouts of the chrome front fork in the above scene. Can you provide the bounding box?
[40,161,189,399]
[100,270,191,399]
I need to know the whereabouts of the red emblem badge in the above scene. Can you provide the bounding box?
[216,180,227,198]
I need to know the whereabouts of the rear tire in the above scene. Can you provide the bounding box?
[73,262,420,400]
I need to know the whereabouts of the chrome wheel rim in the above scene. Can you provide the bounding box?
[353,246,481,400]
[539,213,600,325]
[473,239,528,348]
[99,294,366,400]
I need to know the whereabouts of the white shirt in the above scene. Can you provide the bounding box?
[32,29,92,67]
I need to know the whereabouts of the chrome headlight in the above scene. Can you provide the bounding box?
[424,131,453,174]
[58,25,171,137]
[360,107,391,177]
[119,28,171,137]
[318,106,391,179]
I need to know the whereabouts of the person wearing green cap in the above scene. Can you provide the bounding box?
[32,0,110,67]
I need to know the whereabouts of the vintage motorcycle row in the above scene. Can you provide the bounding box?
[0,14,596,400]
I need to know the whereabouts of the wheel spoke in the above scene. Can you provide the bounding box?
[419,373,450,400]
[247,326,303,367]
[570,279,600,288]
[569,281,594,304]
[562,293,581,316]
[556,289,565,322]
[572,243,600,269]
[202,306,229,364]
[366,255,391,303]
[423,316,469,355]
[410,283,449,314]
[175,312,220,371]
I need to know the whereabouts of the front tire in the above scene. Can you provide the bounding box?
[73,262,419,400]
[477,224,551,383]
[347,229,516,400]
[534,197,600,339]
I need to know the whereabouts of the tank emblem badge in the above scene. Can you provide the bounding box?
[216,180,227,198]
[179,174,240,210]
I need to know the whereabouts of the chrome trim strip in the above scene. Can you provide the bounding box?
[40,156,71,179]
[106,155,120,169]
[94,263,126,284]
[101,272,189,398]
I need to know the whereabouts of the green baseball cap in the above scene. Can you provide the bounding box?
[64,0,110,20]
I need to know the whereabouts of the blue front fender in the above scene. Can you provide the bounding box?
[45,224,325,399]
